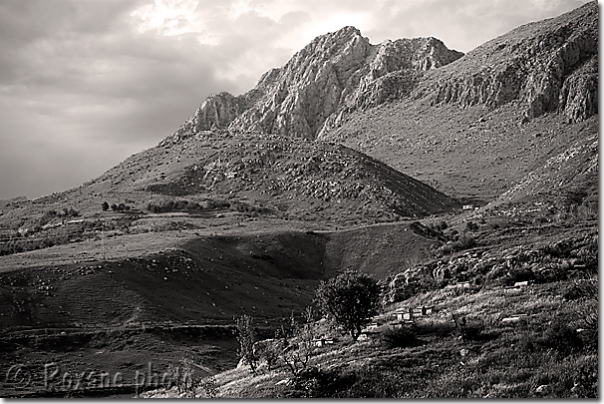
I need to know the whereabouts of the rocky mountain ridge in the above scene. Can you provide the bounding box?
[168,1,596,147]
[412,0,597,123]
[170,27,463,142]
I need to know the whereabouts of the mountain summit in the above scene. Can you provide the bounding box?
[170,27,463,141]
[169,2,596,147]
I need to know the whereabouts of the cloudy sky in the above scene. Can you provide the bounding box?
[0,0,591,199]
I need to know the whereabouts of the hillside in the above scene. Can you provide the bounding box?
[91,130,458,223]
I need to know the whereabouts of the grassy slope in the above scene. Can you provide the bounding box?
[142,214,598,399]
[0,220,444,397]
[0,220,441,331]
[325,102,597,202]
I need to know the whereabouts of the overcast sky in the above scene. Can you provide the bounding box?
[0,0,591,200]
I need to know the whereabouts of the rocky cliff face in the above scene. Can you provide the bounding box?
[173,27,463,141]
[415,1,597,123]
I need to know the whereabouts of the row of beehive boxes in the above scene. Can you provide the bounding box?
[393,306,435,322]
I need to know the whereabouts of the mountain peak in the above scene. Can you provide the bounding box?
[163,2,597,147]
[166,28,462,143]
[326,25,362,37]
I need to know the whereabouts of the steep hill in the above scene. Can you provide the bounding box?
[493,130,598,210]
[88,130,459,223]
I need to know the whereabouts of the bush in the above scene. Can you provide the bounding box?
[503,267,534,286]
[161,358,200,397]
[537,321,583,355]
[280,308,318,375]
[438,234,477,256]
[563,278,598,301]
[235,315,260,374]
[285,367,341,398]
[414,320,455,338]
[457,322,489,341]
[572,355,598,398]
[285,366,401,398]
[147,200,203,213]
[466,221,479,232]
[533,264,568,284]
[335,367,400,398]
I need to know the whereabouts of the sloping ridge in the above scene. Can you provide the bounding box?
[412,1,597,123]
[496,131,598,206]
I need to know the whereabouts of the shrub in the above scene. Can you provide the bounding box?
[280,312,318,375]
[335,367,400,398]
[537,321,583,355]
[197,376,218,398]
[261,338,282,371]
[533,264,568,284]
[414,320,455,337]
[285,367,340,398]
[457,322,489,341]
[572,355,598,398]
[235,315,260,374]
[563,278,598,301]
[466,221,479,232]
[438,233,477,256]
[503,267,534,286]
[162,358,199,397]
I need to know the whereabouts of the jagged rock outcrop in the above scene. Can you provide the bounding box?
[173,27,463,142]
[558,55,597,122]
[193,92,248,131]
[416,1,597,123]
